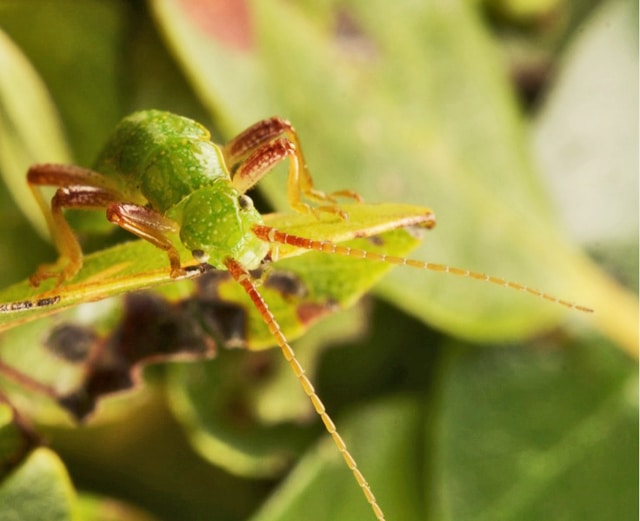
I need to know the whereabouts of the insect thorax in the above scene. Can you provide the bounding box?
[173,183,269,270]
[93,110,230,214]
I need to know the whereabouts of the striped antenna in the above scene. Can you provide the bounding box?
[225,257,386,521]
[253,225,593,313]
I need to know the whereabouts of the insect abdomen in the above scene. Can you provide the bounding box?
[93,110,229,213]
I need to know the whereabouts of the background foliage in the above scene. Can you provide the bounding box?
[0,1,637,520]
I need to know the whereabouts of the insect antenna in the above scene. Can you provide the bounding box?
[252,225,593,313]
[225,257,386,521]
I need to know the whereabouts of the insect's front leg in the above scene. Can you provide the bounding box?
[27,164,124,286]
[105,204,185,278]
[223,117,361,217]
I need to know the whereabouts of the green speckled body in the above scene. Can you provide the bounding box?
[93,110,268,269]
[94,110,228,213]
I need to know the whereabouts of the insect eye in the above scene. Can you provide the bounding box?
[238,194,254,211]
[192,249,209,263]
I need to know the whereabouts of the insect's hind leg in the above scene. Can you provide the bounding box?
[223,117,361,215]
[27,164,124,286]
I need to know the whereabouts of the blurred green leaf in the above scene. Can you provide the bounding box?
[246,334,637,521]
[249,396,425,521]
[533,0,638,282]
[74,493,160,521]
[0,402,36,472]
[0,28,72,237]
[0,0,128,164]
[435,337,638,521]
[0,27,68,286]
[0,447,75,521]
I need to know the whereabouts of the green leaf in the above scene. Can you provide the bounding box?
[0,0,128,165]
[0,447,76,521]
[0,239,199,332]
[74,493,160,521]
[243,334,637,521]
[0,402,36,472]
[0,28,71,238]
[434,338,638,521]
[0,30,60,285]
[533,0,638,285]
[249,396,425,521]
[0,203,430,333]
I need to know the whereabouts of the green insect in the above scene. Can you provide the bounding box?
[0,110,592,521]
[26,110,360,285]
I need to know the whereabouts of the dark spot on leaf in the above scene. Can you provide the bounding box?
[264,271,308,300]
[367,235,385,247]
[59,292,216,421]
[0,300,32,312]
[510,59,551,111]
[44,324,97,363]
[333,8,379,63]
[195,271,248,348]
[112,292,214,361]
[196,300,248,349]
[224,392,254,429]
[196,270,232,297]
[184,263,213,277]
[243,350,276,383]
[36,296,60,307]
[297,300,340,326]
[248,267,264,280]
[59,367,133,421]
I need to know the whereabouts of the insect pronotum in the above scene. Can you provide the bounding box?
[0,111,592,520]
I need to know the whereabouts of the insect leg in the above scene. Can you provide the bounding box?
[28,164,118,189]
[223,117,294,167]
[105,203,184,277]
[27,164,126,286]
[27,163,121,237]
[224,117,361,212]
[229,138,347,219]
